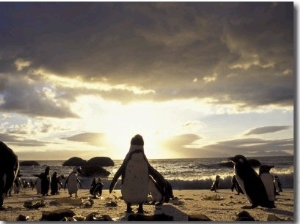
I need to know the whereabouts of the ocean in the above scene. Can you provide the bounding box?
[19,156,294,190]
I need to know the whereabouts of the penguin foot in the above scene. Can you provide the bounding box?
[125,209,134,213]
[137,209,145,214]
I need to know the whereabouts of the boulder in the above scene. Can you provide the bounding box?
[87,157,114,166]
[20,161,40,166]
[62,157,87,166]
[41,209,75,221]
[80,165,110,177]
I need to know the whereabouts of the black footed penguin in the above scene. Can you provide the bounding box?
[64,167,82,197]
[109,134,171,213]
[148,176,174,205]
[90,177,104,199]
[231,175,244,195]
[50,172,63,195]
[228,155,275,208]
[259,165,275,207]
[40,166,51,196]
[210,175,220,192]
[273,175,283,195]
[0,141,19,208]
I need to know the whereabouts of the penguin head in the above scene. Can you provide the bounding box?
[259,165,274,175]
[228,155,248,165]
[130,134,144,146]
[73,166,82,174]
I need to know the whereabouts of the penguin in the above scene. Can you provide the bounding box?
[210,175,220,192]
[64,166,82,197]
[109,134,170,213]
[273,175,283,195]
[50,172,63,195]
[231,175,244,195]
[228,155,275,208]
[40,166,51,196]
[148,175,164,205]
[259,165,275,207]
[0,141,19,208]
[13,176,22,194]
[89,177,104,199]
[33,174,42,194]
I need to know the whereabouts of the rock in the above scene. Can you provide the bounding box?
[267,214,284,221]
[188,214,211,221]
[85,212,113,221]
[80,165,110,177]
[16,214,29,221]
[23,200,45,209]
[62,157,87,166]
[87,157,114,166]
[236,211,255,221]
[127,213,174,221]
[20,161,40,166]
[106,201,117,207]
[41,209,75,221]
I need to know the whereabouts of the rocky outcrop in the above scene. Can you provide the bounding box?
[62,157,87,166]
[87,157,114,166]
[80,165,110,177]
[20,161,40,166]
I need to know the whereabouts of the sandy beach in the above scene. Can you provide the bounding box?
[0,188,294,222]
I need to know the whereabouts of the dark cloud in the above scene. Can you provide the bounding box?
[0,133,47,147]
[158,133,293,158]
[0,74,79,118]
[245,126,292,135]
[0,2,294,116]
[62,132,107,146]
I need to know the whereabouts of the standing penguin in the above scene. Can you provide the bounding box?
[273,175,283,195]
[0,141,19,208]
[259,165,275,208]
[109,134,170,213]
[228,155,275,208]
[50,172,63,195]
[40,166,51,196]
[64,167,82,198]
[210,175,220,192]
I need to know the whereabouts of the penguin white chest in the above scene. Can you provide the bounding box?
[121,153,149,204]
[260,173,275,201]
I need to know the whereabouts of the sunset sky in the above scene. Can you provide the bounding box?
[0,2,294,160]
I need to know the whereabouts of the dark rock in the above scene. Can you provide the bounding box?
[85,212,113,221]
[80,165,110,177]
[236,211,255,221]
[62,157,87,166]
[188,214,211,221]
[23,200,45,209]
[16,214,29,221]
[87,157,114,166]
[20,161,40,166]
[248,159,261,168]
[41,209,75,221]
[127,213,174,221]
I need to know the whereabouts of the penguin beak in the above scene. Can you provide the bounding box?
[228,157,235,163]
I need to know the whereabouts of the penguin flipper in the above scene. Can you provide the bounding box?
[109,163,125,193]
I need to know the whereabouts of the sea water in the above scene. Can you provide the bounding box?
[19,156,294,190]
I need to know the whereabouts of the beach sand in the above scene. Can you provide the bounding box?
[0,188,294,222]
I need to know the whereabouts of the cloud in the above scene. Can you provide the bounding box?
[244,126,292,135]
[0,133,47,147]
[0,2,293,113]
[62,132,107,146]
[0,74,79,118]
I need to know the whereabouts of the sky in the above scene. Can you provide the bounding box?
[0,2,294,160]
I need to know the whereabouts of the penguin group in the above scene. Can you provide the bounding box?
[228,155,277,209]
[109,134,174,213]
